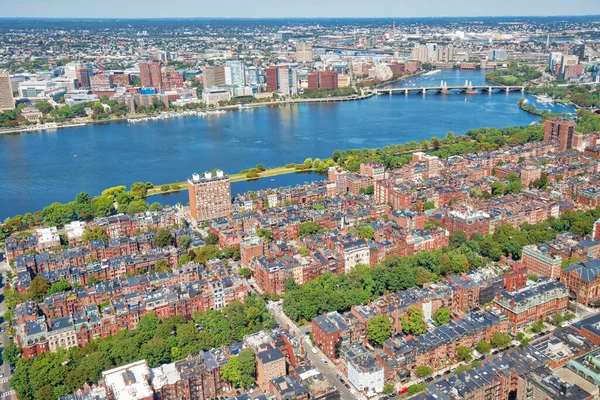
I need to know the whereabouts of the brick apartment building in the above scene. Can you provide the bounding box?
[561,259,600,306]
[494,278,569,332]
[188,171,232,223]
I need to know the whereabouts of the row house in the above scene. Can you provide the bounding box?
[383,309,509,374]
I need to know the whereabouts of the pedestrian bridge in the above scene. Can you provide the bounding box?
[374,80,525,95]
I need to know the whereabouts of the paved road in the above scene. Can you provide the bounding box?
[0,258,16,400]
[266,301,363,400]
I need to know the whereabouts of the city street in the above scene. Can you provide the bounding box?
[267,301,364,400]
[0,257,16,400]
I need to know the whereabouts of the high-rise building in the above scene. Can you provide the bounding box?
[225,61,246,87]
[435,45,455,62]
[307,71,338,90]
[266,66,297,96]
[203,65,226,89]
[246,66,259,86]
[295,43,313,63]
[426,43,437,61]
[569,44,585,61]
[548,52,563,74]
[139,62,163,89]
[188,170,232,223]
[160,67,184,90]
[411,45,428,63]
[560,55,579,79]
[543,118,579,151]
[0,71,15,111]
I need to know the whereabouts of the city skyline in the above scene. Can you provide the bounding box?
[2,0,599,18]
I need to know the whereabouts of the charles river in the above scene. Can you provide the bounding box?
[0,70,574,219]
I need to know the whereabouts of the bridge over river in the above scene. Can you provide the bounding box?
[374,80,525,95]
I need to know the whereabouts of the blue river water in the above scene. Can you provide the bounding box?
[0,69,573,219]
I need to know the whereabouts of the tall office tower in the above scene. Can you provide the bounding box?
[569,44,585,62]
[544,118,579,151]
[203,65,226,89]
[246,66,259,86]
[139,62,163,89]
[426,43,437,61]
[0,71,15,111]
[188,170,232,223]
[266,66,280,92]
[75,67,90,89]
[295,43,313,63]
[411,45,428,63]
[276,67,297,96]
[225,61,246,87]
[435,45,455,62]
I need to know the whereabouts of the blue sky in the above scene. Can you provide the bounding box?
[1,0,598,18]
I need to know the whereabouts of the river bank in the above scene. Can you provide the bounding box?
[147,166,316,196]
[0,69,575,219]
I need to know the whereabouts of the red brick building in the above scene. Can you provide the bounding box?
[494,279,569,333]
[140,62,163,89]
[307,71,338,90]
[188,171,232,223]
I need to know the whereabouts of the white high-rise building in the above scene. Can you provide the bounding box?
[225,61,246,87]
[276,67,297,96]
[246,66,259,86]
[426,43,437,61]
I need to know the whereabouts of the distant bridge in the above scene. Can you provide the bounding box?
[374,80,525,95]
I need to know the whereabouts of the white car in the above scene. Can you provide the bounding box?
[321,358,328,364]
[311,347,318,354]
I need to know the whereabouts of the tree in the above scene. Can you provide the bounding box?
[155,259,170,273]
[433,308,451,326]
[475,340,492,354]
[155,229,173,247]
[400,306,427,335]
[491,333,511,348]
[356,225,375,240]
[141,338,171,367]
[383,382,395,394]
[204,232,219,245]
[256,229,273,241]
[239,268,252,278]
[299,221,320,237]
[256,164,265,171]
[456,346,473,361]
[531,319,545,333]
[91,196,115,217]
[422,201,436,211]
[367,315,392,345]
[47,279,71,295]
[137,312,160,334]
[29,276,50,302]
[2,340,21,366]
[82,225,109,244]
[130,182,148,199]
[221,349,256,388]
[178,235,192,249]
[415,365,433,378]
[449,231,467,249]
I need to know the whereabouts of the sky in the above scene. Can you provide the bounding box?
[0,0,598,18]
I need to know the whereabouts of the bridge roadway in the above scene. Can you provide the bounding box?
[374,85,525,95]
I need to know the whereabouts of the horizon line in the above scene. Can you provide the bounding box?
[0,14,599,20]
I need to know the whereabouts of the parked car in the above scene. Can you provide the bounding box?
[321,358,328,364]
[425,377,434,383]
